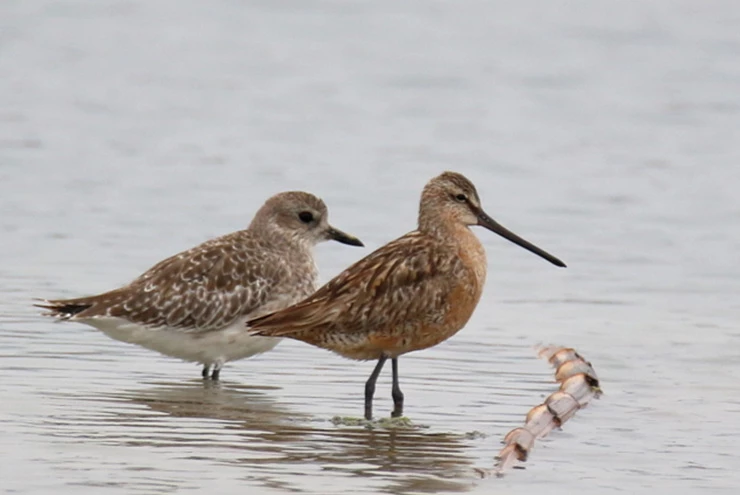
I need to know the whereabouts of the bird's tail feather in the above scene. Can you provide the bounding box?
[33,297,95,320]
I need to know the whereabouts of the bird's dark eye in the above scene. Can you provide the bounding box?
[455,194,467,202]
[298,211,314,223]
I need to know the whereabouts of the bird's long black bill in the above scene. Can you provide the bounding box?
[327,226,364,247]
[477,210,566,267]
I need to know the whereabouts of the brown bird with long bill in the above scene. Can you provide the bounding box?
[248,172,566,420]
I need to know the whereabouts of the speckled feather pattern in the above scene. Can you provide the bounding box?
[42,229,318,332]
[36,191,336,335]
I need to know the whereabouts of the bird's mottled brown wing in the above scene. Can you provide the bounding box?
[38,231,290,332]
[248,231,464,338]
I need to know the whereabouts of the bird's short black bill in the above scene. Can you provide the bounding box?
[476,210,566,267]
[327,227,364,247]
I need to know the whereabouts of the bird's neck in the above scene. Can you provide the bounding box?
[457,226,488,290]
[418,211,469,243]
[253,222,311,250]
[419,218,488,288]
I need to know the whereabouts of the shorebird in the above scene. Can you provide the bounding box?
[248,172,566,420]
[35,191,363,380]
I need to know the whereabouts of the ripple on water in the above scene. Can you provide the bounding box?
[32,379,484,494]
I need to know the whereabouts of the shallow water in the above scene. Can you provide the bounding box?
[2,0,740,493]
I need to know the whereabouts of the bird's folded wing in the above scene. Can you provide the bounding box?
[37,233,284,333]
[247,231,462,337]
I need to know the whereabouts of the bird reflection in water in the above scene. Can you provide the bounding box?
[99,380,478,493]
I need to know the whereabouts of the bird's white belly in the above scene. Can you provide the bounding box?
[77,316,281,365]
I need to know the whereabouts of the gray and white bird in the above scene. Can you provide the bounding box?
[36,191,363,380]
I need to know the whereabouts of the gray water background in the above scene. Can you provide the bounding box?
[1,1,740,493]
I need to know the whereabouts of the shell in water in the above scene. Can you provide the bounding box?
[489,344,602,477]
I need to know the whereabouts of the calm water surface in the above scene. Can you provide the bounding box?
[2,1,740,493]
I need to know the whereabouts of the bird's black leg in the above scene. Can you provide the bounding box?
[211,363,222,381]
[365,355,388,420]
[202,365,210,379]
[391,358,404,418]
